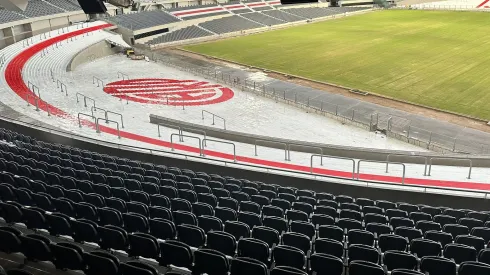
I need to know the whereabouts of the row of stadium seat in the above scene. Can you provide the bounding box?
[1,127,490,275]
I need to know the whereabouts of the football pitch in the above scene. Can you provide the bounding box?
[183,10,490,120]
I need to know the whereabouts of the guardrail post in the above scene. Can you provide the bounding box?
[335,105,338,116]
[407,126,410,138]
[453,138,456,152]
[352,109,355,121]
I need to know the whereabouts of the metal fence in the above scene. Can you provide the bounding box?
[140,49,490,155]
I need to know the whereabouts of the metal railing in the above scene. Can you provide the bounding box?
[93,76,104,87]
[170,133,203,156]
[96,118,121,138]
[255,139,288,161]
[106,111,124,129]
[117,71,129,80]
[358,160,406,184]
[76,93,96,109]
[310,154,356,179]
[27,81,40,98]
[202,110,226,130]
[25,94,40,111]
[91,106,106,118]
[428,157,472,179]
[157,123,183,141]
[202,138,236,162]
[386,153,428,176]
[288,143,323,164]
[56,79,68,96]
[182,127,207,146]
[50,69,54,82]
[77,113,96,128]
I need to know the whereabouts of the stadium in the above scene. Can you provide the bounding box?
[0,0,490,274]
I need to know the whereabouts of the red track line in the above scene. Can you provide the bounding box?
[173,7,225,16]
[477,0,489,7]
[5,24,490,192]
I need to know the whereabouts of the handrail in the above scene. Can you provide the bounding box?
[50,69,54,82]
[358,159,406,184]
[310,154,356,179]
[255,139,288,161]
[25,94,39,111]
[96,118,120,138]
[56,79,67,96]
[76,92,96,109]
[91,106,106,118]
[77,113,96,128]
[106,111,124,128]
[386,153,428,176]
[117,71,129,80]
[27,81,40,97]
[182,127,207,146]
[202,110,226,130]
[428,157,472,179]
[93,76,104,87]
[170,134,202,156]
[202,138,236,162]
[157,123,183,141]
[288,143,323,164]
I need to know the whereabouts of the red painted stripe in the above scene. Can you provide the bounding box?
[477,0,489,7]
[173,7,224,16]
[6,24,490,192]
[225,5,247,9]
[248,2,267,6]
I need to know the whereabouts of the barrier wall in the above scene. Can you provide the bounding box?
[68,40,121,71]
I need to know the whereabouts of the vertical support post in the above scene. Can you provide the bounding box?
[453,138,456,152]
[352,109,355,121]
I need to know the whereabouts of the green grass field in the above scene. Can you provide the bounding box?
[184,10,490,119]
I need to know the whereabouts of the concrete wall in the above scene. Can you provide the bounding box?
[68,40,121,71]
[0,11,88,50]
[1,116,490,210]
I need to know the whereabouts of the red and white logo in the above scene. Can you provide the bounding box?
[103,78,234,106]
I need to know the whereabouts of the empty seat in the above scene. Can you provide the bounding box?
[424,230,453,247]
[309,253,343,275]
[444,224,469,238]
[282,232,310,254]
[99,225,129,251]
[349,260,385,275]
[207,231,236,256]
[290,221,315,240]
[318,225,343,242]
[348,244,379,264]
[410,238,441,258]
[198,215,223,233]
[225,220,250,240]
[348,229,374,246]
[159,240,193,269]
[149,218,176,240]
[458,261,490,275]
[263,216,288,233]
[173,210,197,226]
[420,256,456,275]
[85,251,120,275]
[443,243,477,264]
[128,233,159,259]
[20,234,53,263]
[273,245,305,270]
[51,242,85,271]
[314,238,343,259]
[0,227,22,254]
[395,227,422,241]
[238,238,270,265]
[178,224,206,247]
[194,248,229,275]
[383,250,417,271]
[378,234,408,252]
[120,261,158,275]
[455,234,485,251]
[231,257,268,275]
[252,226,280,248]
